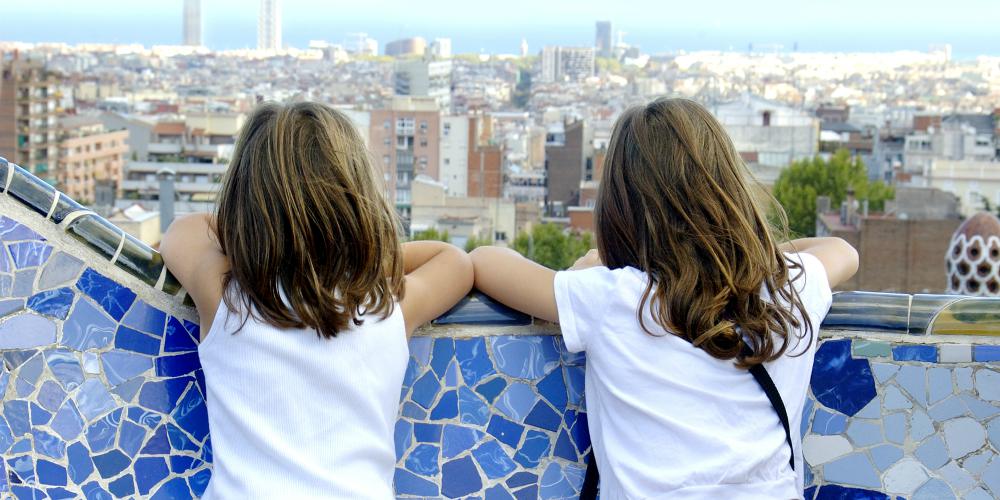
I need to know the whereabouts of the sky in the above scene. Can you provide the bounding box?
[2,0,1000,59]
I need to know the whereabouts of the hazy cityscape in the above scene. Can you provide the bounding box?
[2,0,999,295]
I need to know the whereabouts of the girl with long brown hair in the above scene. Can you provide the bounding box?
[160,102,473,498]
[472,98,858,498]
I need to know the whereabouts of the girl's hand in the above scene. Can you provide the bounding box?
[570,249,603,271]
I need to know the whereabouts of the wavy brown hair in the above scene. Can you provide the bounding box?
[215,102,404,338]
[595,98,812,367]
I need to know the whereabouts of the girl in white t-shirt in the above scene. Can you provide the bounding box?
[471,98,858,499]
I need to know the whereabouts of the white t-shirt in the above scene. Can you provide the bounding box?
[553,252,832,500]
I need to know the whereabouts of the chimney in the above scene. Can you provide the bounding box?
[845,188,857,227]
[157,168,176,235]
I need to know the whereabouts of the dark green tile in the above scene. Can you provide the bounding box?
[50,193,87,224]
[909,294,961,335]
[114,232,164,287]
[6,163,57,218]
[161,271,183,296]
[822,291,909,333]
[65,214,122,263]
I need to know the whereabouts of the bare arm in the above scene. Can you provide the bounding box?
[469,246,559,323]
[779,237,859,288]
[159,214,228,333]
[400,241,474,336]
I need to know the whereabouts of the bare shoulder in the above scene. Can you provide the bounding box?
[160,214,228,332]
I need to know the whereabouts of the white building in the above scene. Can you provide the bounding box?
[904,115,996,176]
[710,94,819,167]
[183,0,202,46]
[439,116,469,197]
[394,59,453,109]
[258,0,282,51]
[540,46,595,83]
[431,38,452,58]
[921,159,1000,217]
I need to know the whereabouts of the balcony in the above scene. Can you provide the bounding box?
[0,157,998,498]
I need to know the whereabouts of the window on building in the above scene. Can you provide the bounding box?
[383,120,390,129]
[762,111,771,127]
[420,138,428,147]
[384,137,391,146]
[444,158,450,165]
[383,155,390,165]
[443,123,451,136]
[419,121,428,133]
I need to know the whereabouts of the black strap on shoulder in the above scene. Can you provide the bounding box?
[577,344,795,499]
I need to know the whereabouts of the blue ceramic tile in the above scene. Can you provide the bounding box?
[870,444,902,471]
[413,422,442,443]
[539,462,581,499]
[101,350,152,386]
[29,403,51,426]
[188,470,211,496]
[405,443,441,476]
[411,370,442,409]
[8,241,53,269]
[473,439,516,479]
[441,455,483,498]
[496,382,538,422]
[75,379,116,421]
[811,409,847,435]
[915,435,948,469]
[108,475,135,497]
[394,467,439,496]
[434,292,531,326]
[431,338,455,378]
[5,400,30,436]
[35,459,66,486]
[564,366,585,407]
[394,420,412,461]
[458,386,490,426]
[49,400,84,441]
[553,429,578,461]
[928,396,966,422]
[883,412,905,444]
[492,336,560,380]
[846,420,882,447]
[113,376,144,402]
[81,481,112,500]
[170,455,195,473]
[85,408,122,453]
[75,268,137,321]
[524,401,562,432]
[170,387,208,441]
[568,411,590,454]
[135,457,170,495]
[0,216,45,241]
[121,301,167,337]
[26,288,74,319]
[822,452,881,488]
[140,426,171,455]
[911,410,934,442]
[37,252,84,291]
[514,430,551,468]
[485,484,516,500]
[6,455,34,483]
[0,314,56,348]
[149,477,192,499]
[506,471,538,489]
[119,420,146,458]
[163,316,198,353]
[155,352,201,377]
[18,353,44,385]
[913,479,955,500]
[442,424,485,459]
[475,377,507,404]
[0,274,12,296]
[401,401,427,420]
[813,485,890,500]
[896,365,927,406]
[974,346,1000,362]
[536,368,568,410]
[66,441,94,484]
[800,397,814,438]
[128,406,163,428]
[455,338,495,386]
[0,414,15,452]
[409,337,432,366]
[401,357,420,394]
[513,485,538,500]
[928,367,952,405]
[12,270,35,297]
[61,299,117,351]
[883,385,912,410]
[115,326,161,355]
[487,415,525,450]
[46,487,77,500]
[32,428,65,459]
[810,339,877,416]
[36,380,66,412]
[431,390,459,420]
[0,298,24,317]
[959,394,1000,419]
[892,345,936,362]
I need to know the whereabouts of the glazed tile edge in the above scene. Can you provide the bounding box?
[0,187,195,324]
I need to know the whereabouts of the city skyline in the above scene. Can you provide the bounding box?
[1,0,1000,58]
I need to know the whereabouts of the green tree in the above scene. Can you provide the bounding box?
[464,235,486,253]
[411,228,450,242]
[512,223,593,270]
[772,150,894,237]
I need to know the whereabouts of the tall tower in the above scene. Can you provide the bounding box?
[595,21,612,58]
[183,0,202,46]
[258,0,282,51]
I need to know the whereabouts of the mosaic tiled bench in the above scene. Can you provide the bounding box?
[1,157,999,499]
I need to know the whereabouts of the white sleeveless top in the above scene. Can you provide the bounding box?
[198,289,408,499]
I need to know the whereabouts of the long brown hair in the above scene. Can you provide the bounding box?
[215,101,404,338]
[595,98,812,367]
